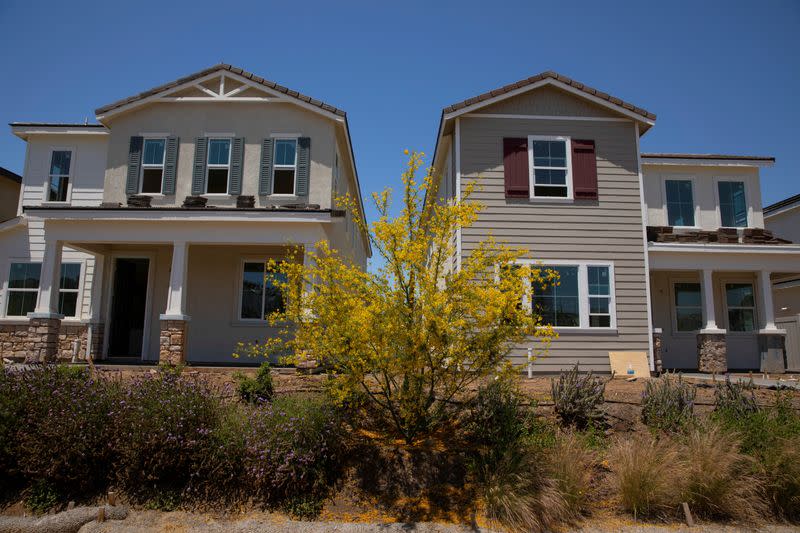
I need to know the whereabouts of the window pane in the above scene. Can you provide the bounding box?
[676,308,703,331]
[674,283,701,307]
[556,266,579,296]
[50,150,71,175]
[588,266,609,295]
[729,309,756,332]
[58,292,78,317]
[263,271,287,315]
[532,140,567,167]
[533,266,579,327]
[274,139,297,166]
[555,296,580,327]
[666,180,695,226]
[590,296,609,314]
[241,263,264,319]
[726,283,754,308]
[719,181,747,227]
[9,263,41,289]
[533,186,568,198]
[60,263,81,290]
[48,176,69,202]
[273,169,295,194]
[533,168,567,185]
[141,168,163,194]
[7,291,37,317]
[590,315,611,328]
[143,139,165,165]
[207,139,230,165]
[206,168,229,193]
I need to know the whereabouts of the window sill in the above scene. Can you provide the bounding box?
[549,327,618,336]
[202,193,232,197]
[41,201,71,206]
[267,194,300,198]
[230,320,282,328]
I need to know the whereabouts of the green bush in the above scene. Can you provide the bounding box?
[235,362,275,404]
[640,373,695,432]
[464,379,534,451]
[550,365,606,429]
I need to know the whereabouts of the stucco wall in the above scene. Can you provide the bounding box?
[764,206,800,243]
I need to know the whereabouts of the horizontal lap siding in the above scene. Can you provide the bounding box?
[460,116,649,372]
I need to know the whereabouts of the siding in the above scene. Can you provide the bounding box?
[458,112,649,372]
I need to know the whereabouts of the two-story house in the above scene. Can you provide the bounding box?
[432,71,800,374]
[0,64,370,365]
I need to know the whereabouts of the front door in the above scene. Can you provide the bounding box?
[107,258,150,358]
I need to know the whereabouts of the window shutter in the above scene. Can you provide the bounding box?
[572,139,598,200]
[296,137,311,196]
[162,136,179,195]
[191,137,208,195]
[228,137,245,195]
[126,136,143,195]
[259,138,274,195]
[503,137,529,198]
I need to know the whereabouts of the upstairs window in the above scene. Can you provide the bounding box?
[58,263,81,317]
[240,261,287,320]
[141,138,166,194]
[6,263,41,316]
[206,138,231,194]
[665,179,695,227]
[47,150,72,202]
[726,283,756,332]
[674,282,702,331]
[718,181,748,227]
[272,139,297,195]
[529,137,571,198]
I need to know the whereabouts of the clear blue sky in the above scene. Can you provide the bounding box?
[1,0,798,224]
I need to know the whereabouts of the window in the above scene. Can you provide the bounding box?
[718,181,748,227]
[530,263,616,329]
[141,138,166,194]
[665,180,695,226]
[6,263,41,316]
[532,266,580,327]
[529,137,571,198]
[333,151,340,194]
[726,283,756,332]
[674,282,703,331]
[272,139,297,195]
[240,261,287,320]
[588,266,611,327]
[206,138,231,194]
[47,150,72,202]
[58,263,81,317]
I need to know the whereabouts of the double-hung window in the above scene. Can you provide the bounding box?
[47,150,72,202]
[674,282,703,332]
[588,266,612,327]
[665,179,695,226]
[6,263,41,316]
[531,263,614,329]
[528,136,571,198]
[240,261,287,320]
[141,138,166,194]
[272,139,297,195]
[58,263,81,317]
[206,138,231,194]
[718,181,748,227]
[726,283,756,332]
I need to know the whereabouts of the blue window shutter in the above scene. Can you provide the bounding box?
[126,136,143,195]
[296,137,310,196]
[259,138,274,195]
[162,136,179,195]
[192,137,208,195]
[229,137,245,195]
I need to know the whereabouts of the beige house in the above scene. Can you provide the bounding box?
[0,64,370,365]
[0,167,22,222]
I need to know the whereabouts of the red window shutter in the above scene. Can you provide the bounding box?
[503,137,529,198]
[572,139,598,200]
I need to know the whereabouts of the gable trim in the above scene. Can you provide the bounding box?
[466,112,632,122]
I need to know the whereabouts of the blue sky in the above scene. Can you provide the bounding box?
[1,0,798,225]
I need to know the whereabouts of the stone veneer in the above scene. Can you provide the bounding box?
[159,320,188,365]
[1,322,104,362]
[652,330,663,374]
[697,332,727,373]
[26,318,61,362]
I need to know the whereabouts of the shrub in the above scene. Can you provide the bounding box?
[764,436,800,522]
[235,362,275,404]
[640,373,695,432]
[464,379,534,451]
[547,430,594,519]
[551,365,605,429]
[713,376,758,418]
[608,433,683,519]
[0,367,25,493]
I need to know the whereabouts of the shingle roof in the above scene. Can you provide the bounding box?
[95,64,346,117]
[442,70,656,121]
[764,193,800,215]
[642,153,775,162]
[0,166,22,184]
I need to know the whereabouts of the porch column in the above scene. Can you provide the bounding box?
[27,239,63,362]
[697,269,727,373]
[86,253,105,361]
[757,270,786,373]
[159,241,190,365]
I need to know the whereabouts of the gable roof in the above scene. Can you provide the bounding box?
[95,63,346,118]
[764,193,800,217]
[642,153,774,162]
[641,153,775,167]
[0,166,22,184]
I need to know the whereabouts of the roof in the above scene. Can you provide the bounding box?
[764,193,800,216]
[9,122,105,128]
[0,166,22,184]
[442,70,656,121]
[642,153,775,162]
[95,63,346,117]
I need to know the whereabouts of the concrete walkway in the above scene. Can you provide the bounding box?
[682,372,800,389]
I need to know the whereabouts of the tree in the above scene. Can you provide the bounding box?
[256,151,556,443]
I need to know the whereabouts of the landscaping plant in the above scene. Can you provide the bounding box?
[713,376,758,418]
[640,373,695,432]
[547,430,595,519]
[550,364,606,429]
[235,361,275,403]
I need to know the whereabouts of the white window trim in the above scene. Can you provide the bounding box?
[670,279,704,335]
[527,135,573,201]
[662,175,700,229]
[713,177,752,229]
[3,260,41,318]
[271,137,298,197]
[204,137,232,196]
[140,137,167,195]
[236,257,286,323]
[721,277,758,335]
[42,146,75,204]
[515,259,617,331]
[58,262,83,319]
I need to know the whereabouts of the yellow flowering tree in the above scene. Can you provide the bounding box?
[262,151,556,443]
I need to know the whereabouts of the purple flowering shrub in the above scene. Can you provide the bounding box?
[641,373,696,432]
[551,365,606,429]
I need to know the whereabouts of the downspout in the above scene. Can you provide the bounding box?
[634,123,656,372]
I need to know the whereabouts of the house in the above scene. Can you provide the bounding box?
[0,64,370,365]
[431,71,800,373]
[0,166,22,222]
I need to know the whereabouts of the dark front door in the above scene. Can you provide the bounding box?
[108,258,150,358]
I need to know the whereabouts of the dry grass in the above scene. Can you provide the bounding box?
[547,430,595,519]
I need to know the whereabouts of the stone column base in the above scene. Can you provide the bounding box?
[653,329,663,374]
[159,319,189,365]
[26,317,62,363]
[86,323,105,360]
[759,332,786,374]
[697,332,727,373]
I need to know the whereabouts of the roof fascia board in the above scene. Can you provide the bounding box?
[24,207,334,223]
[648,242,800,254]
[764,201,800,219]
[11,125,109,140]
[642,157,774,168]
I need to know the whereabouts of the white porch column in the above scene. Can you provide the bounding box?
[162,241,190,320]
[700,269,723,332]
[31,239,63,318]
[757,270,777,331]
